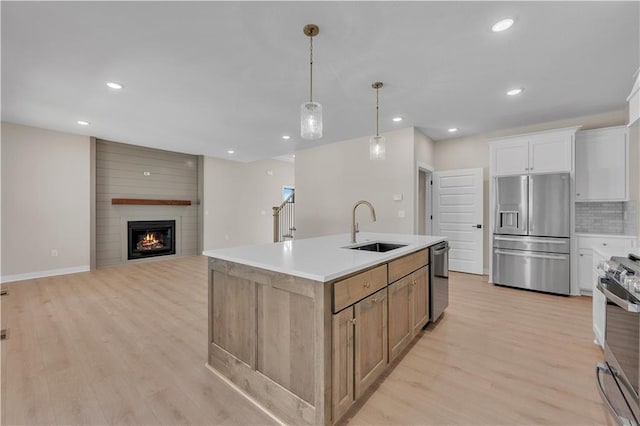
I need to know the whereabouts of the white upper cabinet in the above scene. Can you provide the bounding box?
[575,126,628,201]
[528,132,573,174]
[490,137,529,176]
[490,127,578,177]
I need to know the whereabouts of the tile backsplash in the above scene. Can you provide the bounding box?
[575,201,637,235]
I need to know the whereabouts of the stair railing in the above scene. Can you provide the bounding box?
[273,190,296,242]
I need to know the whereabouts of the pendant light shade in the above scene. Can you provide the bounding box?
[301,24,322,140]
[369,135,386,160]
[370,82,386,160]
[301,101,322,140]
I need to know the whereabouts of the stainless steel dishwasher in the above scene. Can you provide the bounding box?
[430,241,449,322]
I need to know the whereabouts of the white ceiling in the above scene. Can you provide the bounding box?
[2,1,638,162]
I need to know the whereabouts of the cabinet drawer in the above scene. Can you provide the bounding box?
[333,265,387,313]
[388,249,428,283]
[577,236,636,250]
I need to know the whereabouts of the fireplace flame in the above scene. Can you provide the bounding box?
[137,232,164,251]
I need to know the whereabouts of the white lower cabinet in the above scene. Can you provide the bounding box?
[592,249,607,348]
[577,235,636,294]
[578,235,637,348]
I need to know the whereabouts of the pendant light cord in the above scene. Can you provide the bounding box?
[375,86,379,137]
[309,36,313,102]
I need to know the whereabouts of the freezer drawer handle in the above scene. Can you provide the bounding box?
[494,250,567,261]
[597,279,640,313]
[494,236,567,245]
[595,363,636,426]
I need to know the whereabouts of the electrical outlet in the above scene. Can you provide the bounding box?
[51,249,58,257]
[398,210,405,218]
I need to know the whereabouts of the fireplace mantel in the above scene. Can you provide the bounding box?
[112,198,192,206]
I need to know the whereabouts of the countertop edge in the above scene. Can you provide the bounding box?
[203,234,447,282]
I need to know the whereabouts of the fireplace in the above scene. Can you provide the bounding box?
[127,220,176,260]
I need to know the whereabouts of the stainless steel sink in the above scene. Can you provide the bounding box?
[347,242,408,253]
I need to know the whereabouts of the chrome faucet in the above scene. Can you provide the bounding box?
[351,200,377,243]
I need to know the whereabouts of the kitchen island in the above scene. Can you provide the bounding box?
[203,232,446,425]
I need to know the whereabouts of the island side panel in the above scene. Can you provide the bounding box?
[211,269,256,367]
[257,285,315,404]
[208,258,332,425]
[316,276,333,426]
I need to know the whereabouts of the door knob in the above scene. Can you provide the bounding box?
[472,224,482,229]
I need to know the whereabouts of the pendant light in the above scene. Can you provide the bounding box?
[301,24,322,140]
[370,82,386,160]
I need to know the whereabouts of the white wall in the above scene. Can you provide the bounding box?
[203,157,294,249]
[433,109,628,273]
[295,127,417,239]
[1,122,91,281]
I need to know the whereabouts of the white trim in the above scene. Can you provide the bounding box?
[204,363,286,426]
[1,265,90,283]
[415,162,434,235]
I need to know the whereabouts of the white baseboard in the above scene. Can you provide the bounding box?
[1,265,90,283]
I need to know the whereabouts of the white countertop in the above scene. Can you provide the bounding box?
[575,233,637,239]
[202,232,447,282]
[593,246,640,259]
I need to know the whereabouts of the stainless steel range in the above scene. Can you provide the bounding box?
[596,254,640,425]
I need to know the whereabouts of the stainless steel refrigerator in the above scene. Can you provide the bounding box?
[492,173,571,295]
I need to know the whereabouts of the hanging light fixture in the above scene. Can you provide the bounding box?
[301,24,322,140]
[370,82,386,160]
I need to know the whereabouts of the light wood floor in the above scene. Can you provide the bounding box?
[1,256,612,425]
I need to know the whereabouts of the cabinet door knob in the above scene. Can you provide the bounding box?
[602,243,607,246]
[350,318,357,325]
[576,193,581,197]
[363,282,371,288]
[580,254,584,257]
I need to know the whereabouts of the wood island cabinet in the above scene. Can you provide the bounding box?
[208,244,438,425]
[388,260,429,363]
[388,273,412,361]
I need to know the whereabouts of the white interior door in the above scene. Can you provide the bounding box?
[433,168,484,274]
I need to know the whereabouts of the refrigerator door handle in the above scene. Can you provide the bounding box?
[526,175,532,235]
[494,249,568,261]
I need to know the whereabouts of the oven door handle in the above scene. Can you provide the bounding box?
[595,363,637,426]
[597,279,640,313]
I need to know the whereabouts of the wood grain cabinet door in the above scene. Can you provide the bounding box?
[388,275,412,362]
[354,288,388,399]
[332,307,355,422]
[411,266,429,335]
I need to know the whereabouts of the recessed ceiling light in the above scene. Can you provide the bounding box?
[282,135,291,140]
[227,149,235,154]
[492,18,514,32]
[448,128,458,133]
[77,120,89,126]
[106,82,124,90]
[292,154,296,158]
[506,88,524,96]
[392,117,403,122]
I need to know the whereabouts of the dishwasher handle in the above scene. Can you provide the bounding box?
[432,244,450,256]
